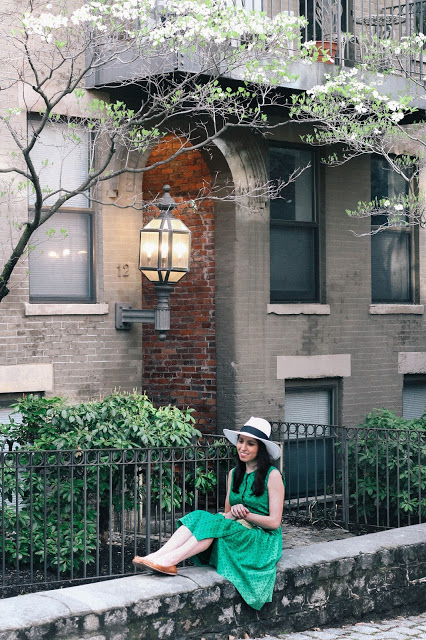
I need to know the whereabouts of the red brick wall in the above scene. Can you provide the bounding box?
[142,136,216,432]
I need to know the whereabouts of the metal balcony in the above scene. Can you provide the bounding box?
[85,0,426,90]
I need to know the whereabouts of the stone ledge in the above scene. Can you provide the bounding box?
[1,524,426,640]
[24,303,109,316]
[267,304,331,315]
[369,304,424,315]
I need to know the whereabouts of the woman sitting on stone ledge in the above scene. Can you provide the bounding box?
[132,417,285,611]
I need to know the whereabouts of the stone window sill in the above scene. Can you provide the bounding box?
[24,303,109,316]
[267,304,331,315]
[369,304,424,315]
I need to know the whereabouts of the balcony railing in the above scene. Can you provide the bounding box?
[86,1,425,88]
[234,0,426,78]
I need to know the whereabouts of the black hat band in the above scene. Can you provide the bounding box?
[241,425,270,441]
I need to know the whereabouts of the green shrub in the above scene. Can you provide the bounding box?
[0,392,217,573]
[4,391,198,449]
[347,408,426,527]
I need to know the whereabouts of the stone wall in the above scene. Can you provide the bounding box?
[2,524,426,640]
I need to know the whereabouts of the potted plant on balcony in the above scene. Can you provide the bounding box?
[314,0,342,63]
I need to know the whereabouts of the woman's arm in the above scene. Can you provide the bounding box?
[244,469,285,530]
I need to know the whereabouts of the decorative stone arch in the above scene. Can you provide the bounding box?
[204,129,276,431]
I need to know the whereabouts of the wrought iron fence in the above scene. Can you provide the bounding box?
[2,423,426,595]
[272,421,426,530]
[0,436,234,596]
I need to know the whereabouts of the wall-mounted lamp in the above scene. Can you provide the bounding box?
[115,185,191,340]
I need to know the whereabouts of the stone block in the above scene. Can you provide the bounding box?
[308,586,328,607]
[323,600,355,625]
[221,582,238,601]
[316,563,335,579]
[352,595,375,617]
[293,568,313,587]
[378,548,395,566]
[54,617,79,637]
[104,609,127,627]
[327,579,351,600]
[190,586,221,610]
[336,557,355,577]
[83,615,100,632]
[357,553,376,571]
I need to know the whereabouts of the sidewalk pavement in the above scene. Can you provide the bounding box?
[236,612,426,640]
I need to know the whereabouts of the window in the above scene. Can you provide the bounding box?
[284,387,333,425]
[284,383,337,498]
[403,377,426,419]
[28,116,94,303]
[300,0,346,42]
[270,145,319,302]
[371,156,412,303]
[29,212,93,302]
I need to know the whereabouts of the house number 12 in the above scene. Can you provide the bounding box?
[117,264,130,277]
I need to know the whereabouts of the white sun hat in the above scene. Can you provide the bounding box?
[223,417,281,460]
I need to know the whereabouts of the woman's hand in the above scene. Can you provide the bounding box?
[230,503,249,519]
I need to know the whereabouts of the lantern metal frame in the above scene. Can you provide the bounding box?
[115,185,191,340]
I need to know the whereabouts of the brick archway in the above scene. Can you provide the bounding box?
[142,136,216,431]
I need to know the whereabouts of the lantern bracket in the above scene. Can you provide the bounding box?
[115,284,173,340]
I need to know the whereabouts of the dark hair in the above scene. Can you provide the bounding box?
[232,439,271,497]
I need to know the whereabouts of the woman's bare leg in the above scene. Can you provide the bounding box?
[152,535,213,567]
[141,525,193,561]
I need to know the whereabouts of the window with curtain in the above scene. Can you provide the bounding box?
[371,156,412,303]
[270,145,318,303]
[284,387,332,425]
[28,115,94,303]
[403,378,426,419]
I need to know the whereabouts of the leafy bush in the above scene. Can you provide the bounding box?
[347,408,426,527]
[3,391,199,449]
[0,392,218,573]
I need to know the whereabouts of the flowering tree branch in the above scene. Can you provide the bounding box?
[289,32,426,227]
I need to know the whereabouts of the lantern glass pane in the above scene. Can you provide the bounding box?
[159,230,171,270]
[145,219,162,229]
[140,230,159,269]
[171,234,190,270]
[168,271,185,283]
[141,270,160,282]
[170,218,189,231]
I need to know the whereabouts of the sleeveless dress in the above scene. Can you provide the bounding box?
[177,466,283,610]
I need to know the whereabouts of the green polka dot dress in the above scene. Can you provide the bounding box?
[177,466,283,610]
